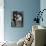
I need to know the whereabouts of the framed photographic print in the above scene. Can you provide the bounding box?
[11,11,23,27]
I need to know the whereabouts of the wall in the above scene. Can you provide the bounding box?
[0,0,4,42]
[40,0,46,27]
[4,0,40,42]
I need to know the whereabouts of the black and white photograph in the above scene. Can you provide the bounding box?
[11,11,23,27]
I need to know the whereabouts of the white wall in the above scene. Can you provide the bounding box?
[40,0,46,27]
[0,0,4,42]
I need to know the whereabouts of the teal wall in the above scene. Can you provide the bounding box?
[4,0,40,42]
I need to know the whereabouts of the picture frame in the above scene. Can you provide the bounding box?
[11,11,23,27]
